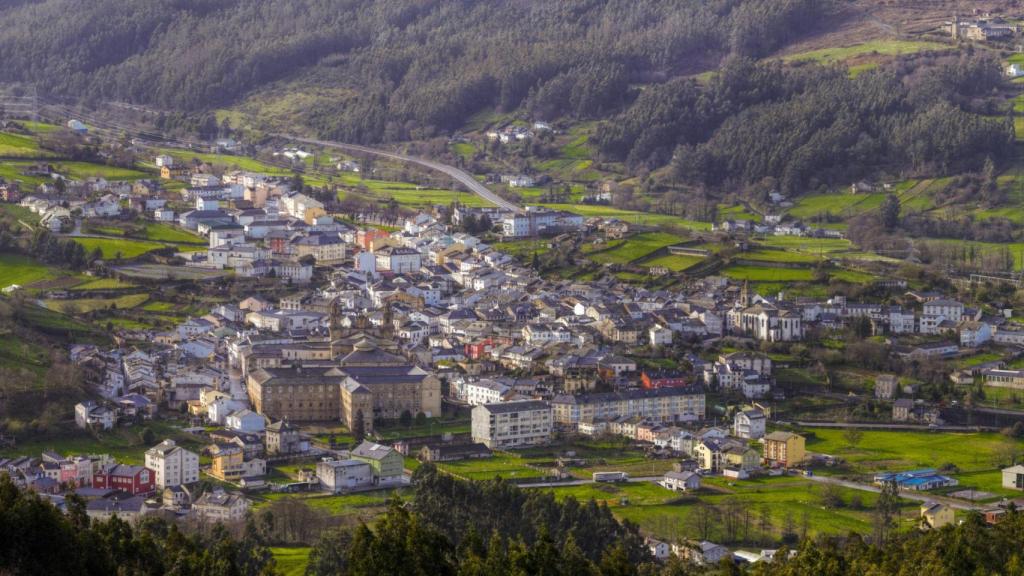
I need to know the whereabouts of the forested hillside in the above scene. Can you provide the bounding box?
[0,0,830,142]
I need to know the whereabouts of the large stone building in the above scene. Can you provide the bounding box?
[245,337,440,429]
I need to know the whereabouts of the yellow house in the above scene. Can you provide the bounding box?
[763,431,806,467]
[920,502,954,529]
[723,446,761,471]
[209,444,245,482]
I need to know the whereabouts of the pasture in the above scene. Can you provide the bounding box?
[588,232,685,265]
[72,237,167,259]
[722,265,815,282]
[643,253,704,271]
[0,254,57,287]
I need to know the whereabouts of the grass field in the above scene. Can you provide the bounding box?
[70,277,137,291]
[740,250,822,264]
[539,475,916,544]
[0,254,57,287]
[152,148,291,175]
[723,265,815,282]
[43,293,149,314]
[803,427,1022,495]
[537,204,712,231]
[72,237,167,259]
[271,548,311,576]
[642,253,704,271]
[782,40,951,65]
[786,193,886,220]
[589,232,685,265]
[757,236,852,253]
[492,239,550,259]
[141,223,206,244]
[56,162,149,181]
[0,132,51,158]
[1,420,206,465]
[438,453,545,481]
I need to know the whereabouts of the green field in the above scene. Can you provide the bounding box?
[756,236,852,253]
[72,237,167,259]
[0,132,50,158]
[723,265,815,282]
[642,253,704,271]
[141,223,206,244]
[0,254,57,287]
[588,232,685,265]
[741,250,822,264]
[271,547,311,576]
[1,420,206,465]
[437,453,545,481]
[537,204,712,231]
[152,148,291,175]
[782,40,951,65]
[43,293,149,314]
[492,239,550,258]
[803,427,1023,495]
[787,193,886,220]
[70,277,137,291]
[56,162,149,181]
[539,475,916,544]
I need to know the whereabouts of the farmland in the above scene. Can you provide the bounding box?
[0,132,51,157]
[642,253,704,271]
[271,548,311,576]
[588,232,685,265]
[782,40,951,66]
[42,293,149,314]
[0,254,57,287]
[722,265,816,283]
[72,237,167,259]
[802,427,1023,496]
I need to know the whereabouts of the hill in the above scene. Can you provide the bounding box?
[0,0,831,143]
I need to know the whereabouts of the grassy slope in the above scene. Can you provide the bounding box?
[0,254,58,287]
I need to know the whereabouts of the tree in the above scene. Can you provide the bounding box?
[689,501,718,541]
[139,427,155,445]
[399,409,413,428]
[843,427,864,449]
[820,483,845,510]
[880,194,900,231]
[352,409,366,444]
[306,528,352,576]
[872,480,899,544]
[415,411,427,427]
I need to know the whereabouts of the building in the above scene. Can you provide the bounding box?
[472,401,553,450]
[75,401,115,430]
[350,441,405,484]
[418,443,492,463]
[920,501,954,529]
[225,409,266,433]
[375,246,422,273]
[661,470,701,492]
[733,409,766,440]
[92,464,156,495]
[672,541,729,566]
[874,469,959,491]
[762,431,805,468]
[1003,465,1024,490]
[316,458,374,492]
[208,444,266,483]
[144,439,199,489]
[551,388,705,426]
[266,420,304,456]
[875,375,898,400]
[192,489,250,523]
[983,369,1024,390]
[86,496,150,523]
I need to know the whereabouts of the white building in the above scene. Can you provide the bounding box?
[144,439,199,489]
[226,409,266,433]
[375,246,422,273]
[733,409,766,440]
[472,401,552,450]
[192,489,250,523]
[1003,465,1024,490]
[75,401,115,430]
[316,459,374,493]
[465,379,512,406]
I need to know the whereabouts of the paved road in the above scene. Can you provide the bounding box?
[276,134,523,213]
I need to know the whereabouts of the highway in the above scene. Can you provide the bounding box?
[276,134,524,213]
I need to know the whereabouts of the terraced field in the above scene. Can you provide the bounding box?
[588,232,685,265]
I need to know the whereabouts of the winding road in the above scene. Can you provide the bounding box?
[276,134,524,213]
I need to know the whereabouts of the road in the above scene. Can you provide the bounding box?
[276,134,524,213]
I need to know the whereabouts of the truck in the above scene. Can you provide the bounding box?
[592,471,629,483]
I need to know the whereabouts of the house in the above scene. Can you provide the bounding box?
[92,464,156,495]
[418,443,492,463]
[86,496,150,523]
[316,458,374,492]
[920,501,954,529]
[471,401,552,450]
[733,409,766,440]
[661,470,701,492]
[672,540,729,566]
[762,431,805,468]
[208,444,266,483]
[225,409,266,434]
[192,489,250,523]
[874,469,958,491]
[144,439,199,488]
[266,420,306,456]
[647,539,671,561]
[1002,465,1024,490]
[154,155,174,168]
[893,398,915,422]
[875,375,898,400]
[162,485,192,510]
[75,401,115,430]
[350,441,405,485]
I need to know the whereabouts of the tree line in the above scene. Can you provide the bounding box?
[0,0,831,142]
[596,52,1014,195]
